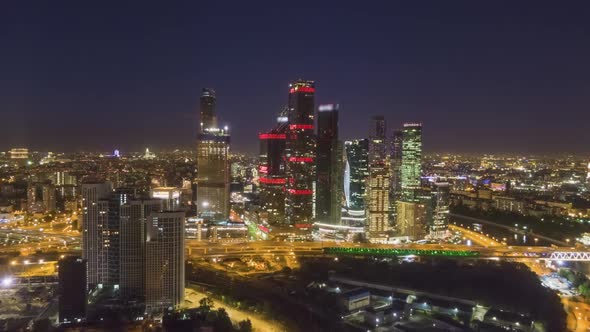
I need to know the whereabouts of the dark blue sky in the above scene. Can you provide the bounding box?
[1,1,589,154]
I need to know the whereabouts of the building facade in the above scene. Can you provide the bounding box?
[196,88,231,218]
[367,116,390,238]
[258,113,288,224]
[58,256,87,324]
[285,80,316,226]
[400,123,423,200]
[316,104,343,224]
[344,139,369,217]
[81,182,112,287]
[145,211,185,311]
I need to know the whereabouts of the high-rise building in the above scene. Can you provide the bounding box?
[316,104,343,224]
[396,199,428,240]
[258,113,288,224]
[431,182,450,238]
[400,123,423,200]
[586,161,590,191]
[151,187,181,211]
[285,80,316,227]
[81,181,112,288]
[344,139,369,217]
[196,88,230,218]
[58,256,87,324]
[367,116,390,239]
[119,199,162,300]
[145,211,185,312]
[199,88,217,131]
[389,130,403,223]
[27,182,56,213]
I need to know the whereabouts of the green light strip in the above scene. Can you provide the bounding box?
[323,247,480,257]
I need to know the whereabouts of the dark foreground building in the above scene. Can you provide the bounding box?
[58,256,87,324]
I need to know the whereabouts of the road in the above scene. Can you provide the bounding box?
[452,223,589,332]
[450,213,567,246]
[183,286,286,332]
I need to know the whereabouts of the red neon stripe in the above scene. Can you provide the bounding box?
[259,133,286,140]
[259,177,287,184]
[289,86,315,94]
[295,223,313,229]
[288,157,314,163]
[288,189,313,195]
[289,124,314,130]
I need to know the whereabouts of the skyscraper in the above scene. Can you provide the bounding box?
[400,123,423,200]
[316,104,343,224]
[390,130,403,222]
[119,198,162,300]
[199,88,217,131]
[431,182,450,238]
[367,116,390,239]
[396,199,428,240]
[145,211,185,312]
[58,256,87,324]
[344,139,369,216]
[81,181,112,288]
[196,88,230,218]
[259,112,288,224]
[285,80,316,227]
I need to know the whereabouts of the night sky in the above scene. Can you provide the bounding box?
[2,1,590,154]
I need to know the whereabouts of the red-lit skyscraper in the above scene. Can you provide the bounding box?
[285,80,316,227]
[258,111,288,224]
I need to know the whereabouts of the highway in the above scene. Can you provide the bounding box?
[186,238,590,262]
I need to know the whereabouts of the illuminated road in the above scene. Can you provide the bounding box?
[186,238,590,262]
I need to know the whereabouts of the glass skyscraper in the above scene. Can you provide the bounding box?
[400,123,422,200]
[316,104,343,224]
[285,80,316,227]
[196,88,230,218]
[344,139,369,215]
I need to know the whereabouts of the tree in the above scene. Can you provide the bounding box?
[238,319,253,332]
[199,297,215,312]
[214,308,233,332]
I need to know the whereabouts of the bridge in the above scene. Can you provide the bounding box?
[186,240,590,262]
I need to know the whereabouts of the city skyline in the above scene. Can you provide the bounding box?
[2,2,590,154]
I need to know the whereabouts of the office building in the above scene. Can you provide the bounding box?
[389,130,403,222]
[58,256,87,324]
[400,123,422,200]
[199,88,217,131]
[367,116,390,238]
[344,139,369,216]
[316,104,343,224]
[396,200,428,240]
[258,112,288,224]
[81,181,112,288]
[119,199,162,300]
[151,187,181,211]
[145,211,185,311]
[285,80,316,227]
[27,182,56,213]
[431,182,450,238]
[196,88,230,218]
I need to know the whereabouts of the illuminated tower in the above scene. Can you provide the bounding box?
[199,88,217,131]
[285,80,316,227]
[344,139,369,216]
[258,112,288,224]
[431,182,450,238]
[81,181,112,288]
[389,129,403,224]
[145,211,185,311]
[400,123,422,200]
[367,116,390,239]
[316,104,343,224]
[196,88,230,218]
